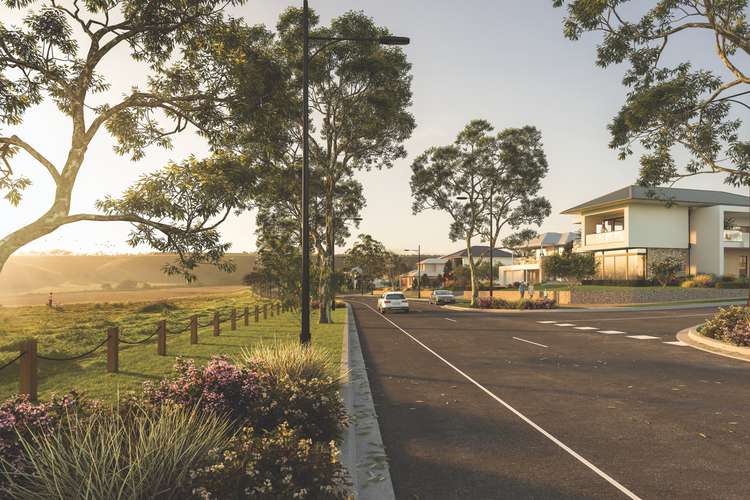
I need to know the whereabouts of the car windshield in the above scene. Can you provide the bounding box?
[386,293,405,300]
[435,290,452,295]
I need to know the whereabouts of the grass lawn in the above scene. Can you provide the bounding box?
[0,289,344,402]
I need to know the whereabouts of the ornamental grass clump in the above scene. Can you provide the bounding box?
[0,404,232,500]
[238,343,347,442]
[0,391,95,484]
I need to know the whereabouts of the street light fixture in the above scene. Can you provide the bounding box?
[331,216,362,311]
[300,0,410,344]
[404,246,421,298]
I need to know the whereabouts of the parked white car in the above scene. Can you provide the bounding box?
[377,292,409,314]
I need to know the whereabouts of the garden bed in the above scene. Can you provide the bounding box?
[698,306,750,347]
[0,342,350,499]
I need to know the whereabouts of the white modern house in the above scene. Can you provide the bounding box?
[399,258,447,288]
[498,232,580,285]
[561,185,750,280]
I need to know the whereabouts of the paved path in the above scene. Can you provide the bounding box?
[348,298,750,500]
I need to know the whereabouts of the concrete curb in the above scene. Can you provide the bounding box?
[441,300,745,314]
[677,325,750,363]
[340,303,395,500]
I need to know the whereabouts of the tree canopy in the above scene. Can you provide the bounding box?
[553,0,750,188]
[0,0,290,279]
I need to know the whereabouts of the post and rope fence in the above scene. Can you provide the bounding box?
[0,299,285,401]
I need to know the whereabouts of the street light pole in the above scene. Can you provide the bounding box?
[300,0,311,344]
[299,0,409,343]
[489,183,494,299]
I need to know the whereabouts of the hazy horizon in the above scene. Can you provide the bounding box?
[1,1,747,258]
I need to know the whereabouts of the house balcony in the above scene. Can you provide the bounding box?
[723,230,750,247]
[585,230,625,246]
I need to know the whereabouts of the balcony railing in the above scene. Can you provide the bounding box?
[585,230,625,246]
[723,230,750,246]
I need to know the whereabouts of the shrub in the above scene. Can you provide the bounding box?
[650,257,684,287]
[682,274,715,288]
[517,298,557,310]
[0,391,95,482]
[187,423,349,500]
[115,279,139,290]
[142,357,260,424]
[137,301,178,313]
[1,405,232,500]
[701,306,750,347]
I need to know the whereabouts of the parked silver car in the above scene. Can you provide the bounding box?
[429,289,456,304]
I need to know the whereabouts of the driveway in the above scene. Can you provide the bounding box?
[347,298,750,499]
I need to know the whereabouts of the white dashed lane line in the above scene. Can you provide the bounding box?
[555,323,576,327]
[598,330,625,335]
[574,327,598,330]
[537,320,557,324]
[663,340,689,346]
[626,335,660,340]
[444,318,457,323]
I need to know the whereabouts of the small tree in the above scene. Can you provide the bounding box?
[542,252,597,287]
[384,252,408,289]
[346,235,387,293]
[650,257,683,287]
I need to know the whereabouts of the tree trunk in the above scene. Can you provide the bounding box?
[466,238,479,306]
[316,232,332,325]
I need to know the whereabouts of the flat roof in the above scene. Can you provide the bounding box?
[562,185,750,214]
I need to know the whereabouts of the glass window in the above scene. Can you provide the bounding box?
[386,293,405,300]
[628,254,645,280]
[614,255,627,279]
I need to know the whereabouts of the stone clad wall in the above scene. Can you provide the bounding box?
[569,287,747,305]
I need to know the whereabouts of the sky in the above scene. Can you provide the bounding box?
[1,0,747,257]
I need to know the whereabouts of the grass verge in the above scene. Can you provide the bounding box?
[0,290,343,401]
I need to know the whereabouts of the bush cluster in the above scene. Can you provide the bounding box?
[0,345,350,499]
[473,297,557,310]
[681,274,749,289]
[700,306,750,347]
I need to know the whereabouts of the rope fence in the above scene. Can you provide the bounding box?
[0,300,284,401]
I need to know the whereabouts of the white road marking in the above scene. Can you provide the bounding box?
[626,335,660,340]
[512,337,549,348]
[444,318,457,323]
[537,320,557,324]
[574,327,598,330]
[564,313,710,323]
[663,340,689,346]
[352,300,642,500]
[555,323,576,327]
[599,330,625,335]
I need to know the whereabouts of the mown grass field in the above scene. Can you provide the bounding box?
[0,289,344,401]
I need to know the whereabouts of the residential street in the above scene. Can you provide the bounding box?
[347,298,750,500]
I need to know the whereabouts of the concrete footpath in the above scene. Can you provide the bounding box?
[340,304,395,499]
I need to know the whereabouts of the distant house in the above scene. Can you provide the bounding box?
[399,257,448,289]
[441,246,512,269]
[563,185,750,280]
[498,232,580,285]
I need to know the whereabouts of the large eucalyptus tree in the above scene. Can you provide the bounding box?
[0,0,289,279]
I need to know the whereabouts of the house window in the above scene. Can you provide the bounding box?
[595,251,646,280]
[740,256,749,278]
[596,217,625,234]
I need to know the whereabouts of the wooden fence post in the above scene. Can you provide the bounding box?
[19,339,38,401]
[213,311,220,336]
[190,315,198,345]
[157,320,167,356]
[277,303,281,316]
[263,304,268,320]
[244,306,249,326]
[231,308,237,331]
[269,303,274,318]
[255,305,259,322]
[107,327,119,373]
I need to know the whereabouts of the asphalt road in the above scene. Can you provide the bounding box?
[347,298,750,500]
